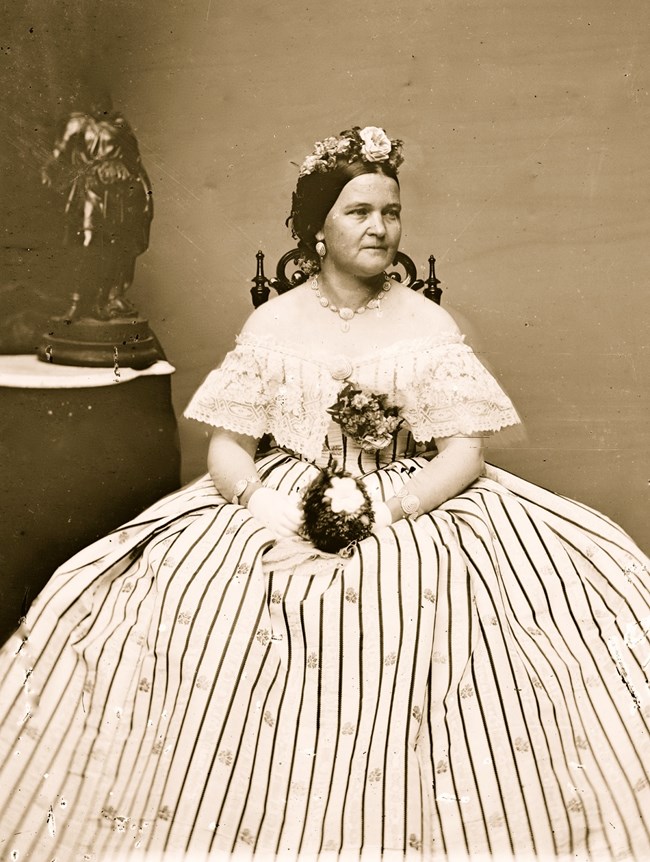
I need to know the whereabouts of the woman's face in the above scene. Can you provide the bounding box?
[316,173,401,279]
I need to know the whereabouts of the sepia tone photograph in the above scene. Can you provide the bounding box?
[0,0,649,859]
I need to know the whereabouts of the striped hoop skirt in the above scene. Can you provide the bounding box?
[0,451,649,862]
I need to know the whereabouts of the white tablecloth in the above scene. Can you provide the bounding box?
[0,355,175,388]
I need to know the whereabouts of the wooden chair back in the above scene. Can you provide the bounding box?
[250,249,443,307]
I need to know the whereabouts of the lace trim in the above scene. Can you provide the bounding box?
[399,346,520,441]
[184,334,520,460]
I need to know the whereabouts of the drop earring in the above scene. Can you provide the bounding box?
[315,241,327,259]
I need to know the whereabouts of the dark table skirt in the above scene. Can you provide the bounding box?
[0,371,181,641]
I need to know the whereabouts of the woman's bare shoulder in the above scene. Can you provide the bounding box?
[241,285,311,338]
[392,283,461,337]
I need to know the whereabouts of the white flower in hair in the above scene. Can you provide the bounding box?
[358,126,392,162]
[299,154,322,177]
[297,126,403,178]
[322,136,341,154]
[324,477,366,514]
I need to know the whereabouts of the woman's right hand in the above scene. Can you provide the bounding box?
[247,487,303,538]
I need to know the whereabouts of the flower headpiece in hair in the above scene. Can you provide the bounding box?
[298,126,404,177]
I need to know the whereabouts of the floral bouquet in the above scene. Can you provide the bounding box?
[300,464,375,555]
[327,383,403,451]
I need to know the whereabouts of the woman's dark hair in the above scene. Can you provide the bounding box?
[288,158,399,269]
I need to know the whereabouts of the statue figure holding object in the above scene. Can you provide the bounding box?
[42,98,153,321]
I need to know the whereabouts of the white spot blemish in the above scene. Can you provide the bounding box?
[608,636,643,710]
[436,792,470,804]
[47,804,56,837]
[624,615,650,648]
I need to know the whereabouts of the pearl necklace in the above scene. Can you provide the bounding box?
[310,275,392,332]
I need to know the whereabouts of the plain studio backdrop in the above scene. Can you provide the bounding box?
[2,0,649,549]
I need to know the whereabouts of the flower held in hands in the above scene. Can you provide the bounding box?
[301,465,374,554]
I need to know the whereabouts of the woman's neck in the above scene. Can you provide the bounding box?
[316,267,385,311]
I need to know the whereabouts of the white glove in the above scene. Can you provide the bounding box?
[247,487,303,538]
[371,500,393,534]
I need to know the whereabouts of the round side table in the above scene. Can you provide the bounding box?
[0,356,181,642]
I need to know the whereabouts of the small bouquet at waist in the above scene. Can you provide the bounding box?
[327,383,404,451]
[300,464,375,555]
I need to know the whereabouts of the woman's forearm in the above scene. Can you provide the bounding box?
[385,435,485,521]
[207,430,303,536]
[207,429,262,505]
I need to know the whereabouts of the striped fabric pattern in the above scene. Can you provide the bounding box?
[0,452,649,862]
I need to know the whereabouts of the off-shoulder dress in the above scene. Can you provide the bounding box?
[1,332,648,861]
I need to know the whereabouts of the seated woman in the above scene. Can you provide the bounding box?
[0,126,649,862]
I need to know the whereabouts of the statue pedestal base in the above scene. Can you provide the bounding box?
[37,316,163,369]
